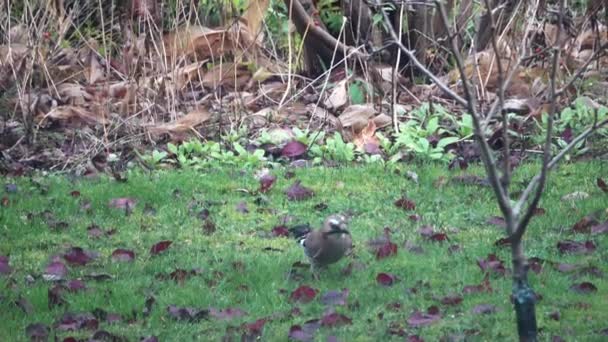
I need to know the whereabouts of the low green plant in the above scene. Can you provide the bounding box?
[393,118,459,162]
[309,132,355,163]
[166,139,268,169]
[534,97,608,158]
[293,127,325,146]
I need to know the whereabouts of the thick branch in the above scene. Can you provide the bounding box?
[285,0,368,60]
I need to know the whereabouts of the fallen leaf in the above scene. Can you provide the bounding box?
[394,196,416,211]
[591,221,608,235]
[570,282,598,294]
[320,312,352,327]
[407,306,441,327]
[281,141,307,158]
[55,311,99,331]
[271,225,290,237]
[597,178,608,193]
[167,305,209,322]
[108,197,137,210]
[25,323,49,341]
[259,173,277,193]
[375,241,398,260]
[471,304,498,315]
[572,215,599,233]
[0,255,11,275]
[477,254,507,276]
[377,273,399,286]
[63,247,96,266]
[320,289,349,307]
[353,120,380,154]
[111,249,135,262]
[463,275,492,294]
[149,109,212,138]
[440,295,463,306]
[37,106,108,127]
[324,80,348,110]
[285,181,314,201]
[43,261,68,281]
[48,284,68,309]
[339,104,376,131]
[290,285,317,303]
[557,240,596,254]
[150,240,173,255]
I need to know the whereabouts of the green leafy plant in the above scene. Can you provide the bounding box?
[293,127,325,146]
[391,103,461,162]
[534,98,608,158]
[310,133,355,163]
[348,81,367,105]
[166,139,268,169]
[316,0,343,34]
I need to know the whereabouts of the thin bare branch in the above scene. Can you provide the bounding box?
[514,0,566,236]
[375,0,468,107]
[482,0,510,190]
[434,0,513,224]
[556,41,608,97]
[513,117,608,221]
[481,0,540,132]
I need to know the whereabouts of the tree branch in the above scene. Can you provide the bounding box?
[434,0,513,225]
[514,0,564,235]
[374,0,468,107]
[512,116,608,221]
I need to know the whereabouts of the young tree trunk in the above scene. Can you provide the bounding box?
[511,240,537,342]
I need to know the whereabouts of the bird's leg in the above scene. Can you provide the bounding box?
[310,263,320,280]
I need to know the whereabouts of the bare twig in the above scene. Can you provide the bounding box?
[375,0,468,107]
[514,0,566,236]
[483,0,510,190]
[512,118,608,220]
[434,0,513,224]
[392,2,406,133]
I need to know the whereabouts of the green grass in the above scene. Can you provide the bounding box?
[1,162,607,341]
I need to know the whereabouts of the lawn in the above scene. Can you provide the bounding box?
[1,161,607,341]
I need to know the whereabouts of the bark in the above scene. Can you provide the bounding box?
[284,0,367,76]
[511,239,537,342]
[475,0,516,51]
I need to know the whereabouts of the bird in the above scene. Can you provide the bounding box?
[291,214,353,278]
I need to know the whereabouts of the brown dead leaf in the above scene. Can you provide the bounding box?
[353,120,379,152]
[324,80,348,110]
[56,83,93,105]
[148,109,212,138]
[86,52,105,84]
[202,62,252,90]
[241,0,271,41]
[0,44,29,64]
[372,113,392,128]
[173,61,207,89]
[37,106,108,127]
[339,104,377,132]
[162,26,226,61]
